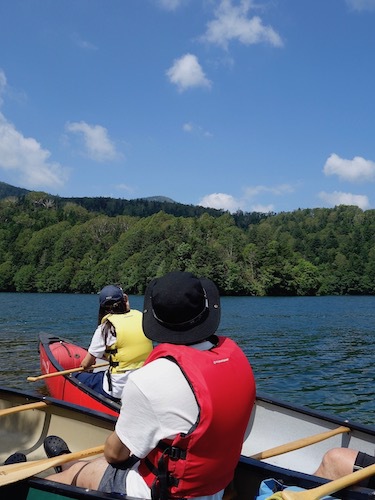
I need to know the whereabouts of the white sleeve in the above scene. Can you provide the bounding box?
[87,324,116,358]
[115,359,198,459]
[115,378,161,458]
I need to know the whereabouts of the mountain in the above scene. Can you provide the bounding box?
[137,196,176,203]
[0,181,30,199]
[0,182,176,204]
[0,181,227,219]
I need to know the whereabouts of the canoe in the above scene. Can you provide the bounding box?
[35,333,375,499]
[1,386,375,499]
[239,394,375,499]
[0,385,116,499]
[37,332,120,417]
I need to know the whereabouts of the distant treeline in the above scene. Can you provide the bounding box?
[1,186,375,296]
[0,181,267,228]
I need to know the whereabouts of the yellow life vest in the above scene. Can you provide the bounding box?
[102,310,153,373]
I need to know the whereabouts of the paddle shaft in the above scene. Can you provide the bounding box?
[0,445,105,486]
[267,463,375,500]
[251,426,350,460]
[0,401,47,417]
[27,363,109,382]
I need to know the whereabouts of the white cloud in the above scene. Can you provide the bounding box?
[199,183,294,213]
[182,121,213,137]
[0,112,68,189]
[183,122,193,132]
[346,0,375,11]
[250,203,275,213]
[0,68,26,106]
[319,191,370,210]
[201,0,283,49]
[323,153,375,182]
[199,193,243,212]
[65,121,120,162]
[166,54,212,92]
[71,33,98,50]
[244,184,294,197]
[0,69,6,106]
[115,183,133,193]
[157,0,187,10]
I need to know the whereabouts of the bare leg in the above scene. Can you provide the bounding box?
[46,456,109,490]
[314,448,358,480]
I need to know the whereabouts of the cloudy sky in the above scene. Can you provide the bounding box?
[0,0,374,213]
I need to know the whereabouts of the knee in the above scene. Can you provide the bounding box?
[315,448,342,478]
[316,448,357,480]
[322,448,343,466]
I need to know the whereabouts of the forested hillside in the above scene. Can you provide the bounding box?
[1,188,375,296]
[0,181,229,219]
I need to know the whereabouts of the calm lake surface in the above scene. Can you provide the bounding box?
[0,293,374,426]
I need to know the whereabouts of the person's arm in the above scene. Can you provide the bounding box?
[80,352,97,369]
[81,325,110,367]
[104,431,131,464]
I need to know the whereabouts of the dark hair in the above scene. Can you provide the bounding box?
[97,299,126,325]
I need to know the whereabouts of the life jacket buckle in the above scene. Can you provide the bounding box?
[168,447,186,460]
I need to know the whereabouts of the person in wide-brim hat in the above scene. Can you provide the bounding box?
[41,270,256,500]
[143,271,221,345]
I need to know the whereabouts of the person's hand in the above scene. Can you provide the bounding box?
[80,352,96,370]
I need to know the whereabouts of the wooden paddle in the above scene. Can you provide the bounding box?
[0,401,47,417]
[266,463,375,499]
[251,425,350,460]
[0,444,105,486]
[27,363,109,382]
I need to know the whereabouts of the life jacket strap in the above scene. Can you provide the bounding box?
[147,444,184,500]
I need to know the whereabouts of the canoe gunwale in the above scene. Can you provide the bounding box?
[29,476,138,499]
[0,385,117,425]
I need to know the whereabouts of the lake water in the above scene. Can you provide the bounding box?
[0,293,374,426]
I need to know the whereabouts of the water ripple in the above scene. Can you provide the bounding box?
[0,293,374,425]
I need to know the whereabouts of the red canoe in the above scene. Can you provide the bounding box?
[38,332,120,417]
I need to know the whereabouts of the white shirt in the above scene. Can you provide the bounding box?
[87,323,132,399]
[115,343,224,500]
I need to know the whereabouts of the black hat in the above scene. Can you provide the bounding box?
[143,271,221,344]
[99,285,123,307]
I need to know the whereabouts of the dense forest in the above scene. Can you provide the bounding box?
[1,183,375,296]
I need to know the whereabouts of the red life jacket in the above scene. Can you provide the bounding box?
[138,336,256,499]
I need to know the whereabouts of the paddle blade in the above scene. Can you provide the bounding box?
[0,445,105,486]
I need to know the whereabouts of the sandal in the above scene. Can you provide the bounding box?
[44,435,71,473]
[3,452,27,465]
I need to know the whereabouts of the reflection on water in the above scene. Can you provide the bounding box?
[0,293,374,426]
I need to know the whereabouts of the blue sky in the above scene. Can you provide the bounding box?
[0,0,375,214]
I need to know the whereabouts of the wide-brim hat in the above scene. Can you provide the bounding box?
[143,271,221,345]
